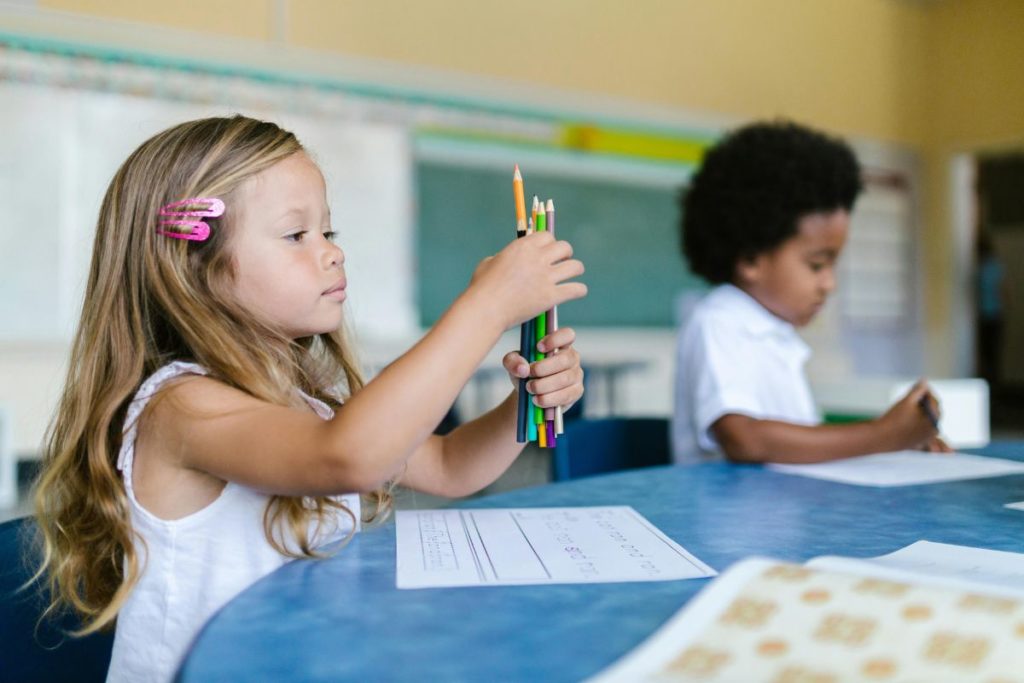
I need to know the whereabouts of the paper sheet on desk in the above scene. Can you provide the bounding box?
[590,542,1024,683]
[395,506,715,589]
[808,540,1024,599]
[767,450,1024,487]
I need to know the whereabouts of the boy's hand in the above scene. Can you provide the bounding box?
[502,327,584,413]
[879,380,942,450]
[920,435,954,453]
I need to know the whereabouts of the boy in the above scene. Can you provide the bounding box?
[673,120,946,464]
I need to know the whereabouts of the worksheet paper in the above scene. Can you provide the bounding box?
[395,506,716,589]
[808,540,1024,598]
[590,542,1024,683]
[767,451,1024,487]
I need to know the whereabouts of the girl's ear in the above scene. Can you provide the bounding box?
[734,253,763,287]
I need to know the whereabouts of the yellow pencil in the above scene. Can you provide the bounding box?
[513,165,527,237]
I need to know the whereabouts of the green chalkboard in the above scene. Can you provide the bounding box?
[416,163,706,327]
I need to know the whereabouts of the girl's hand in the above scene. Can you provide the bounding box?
[502,327,584,413]
[468,232,586,330]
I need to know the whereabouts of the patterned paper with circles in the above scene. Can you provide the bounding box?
[592,550,1024,683]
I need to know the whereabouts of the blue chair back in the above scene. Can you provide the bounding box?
[551,417,671,481]
[0,516,114,682]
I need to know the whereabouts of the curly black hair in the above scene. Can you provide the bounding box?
[681,121,862,284]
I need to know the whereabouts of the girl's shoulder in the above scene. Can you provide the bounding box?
[140,368,261,427]
[123,363,240,519]
[124,362,254,467]
[134,362,209,401]
[125,362,208,431]
[134,362,335,443]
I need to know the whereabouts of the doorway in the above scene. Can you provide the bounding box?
[975,152,1024,432]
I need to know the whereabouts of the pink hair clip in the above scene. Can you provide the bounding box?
[156,197,225,242]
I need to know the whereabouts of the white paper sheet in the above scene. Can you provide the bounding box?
[591,542,1024,682]
[587,558,772,683]
[395,506,716,589]
[767,450,1024,487]
[809,540,1024,598]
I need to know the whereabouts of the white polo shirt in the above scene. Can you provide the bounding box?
[672,284,819,463]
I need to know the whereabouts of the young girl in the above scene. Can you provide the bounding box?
[32,115,586,682]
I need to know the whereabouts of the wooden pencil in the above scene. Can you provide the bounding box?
[513,166,531,443]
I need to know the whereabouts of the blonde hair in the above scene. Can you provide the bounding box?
[32,115,392,635]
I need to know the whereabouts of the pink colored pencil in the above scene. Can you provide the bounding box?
[546,199,564,436]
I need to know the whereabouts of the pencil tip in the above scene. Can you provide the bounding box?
[546,198,554,210]
[513,164,521,178]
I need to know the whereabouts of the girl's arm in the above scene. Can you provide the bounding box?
[149,233,586,496]
[712,382,948,464]
[399,329,583,498]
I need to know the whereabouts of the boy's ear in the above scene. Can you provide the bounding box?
[735,253,763,286]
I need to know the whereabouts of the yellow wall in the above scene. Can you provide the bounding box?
[919,0,1024,372]
[42,0,274,41]
[292,0,931,147]
[44,0,930,145]
[27,0,1024,374]
[925,0,1024,149]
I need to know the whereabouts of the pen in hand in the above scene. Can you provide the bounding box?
[918,391,940,430]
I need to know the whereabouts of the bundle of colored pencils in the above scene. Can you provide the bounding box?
[513,165,565,447]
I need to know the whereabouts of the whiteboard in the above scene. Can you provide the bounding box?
[0,81,415,342]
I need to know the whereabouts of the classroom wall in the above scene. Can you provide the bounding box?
[39,0,1024,380]
[3,0,1022,459]
[923,0,1024,149]
[42,0,931,146]
[918,0,1024,377]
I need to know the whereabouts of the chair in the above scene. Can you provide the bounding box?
[551,417,672,481]
[0,516,114,682]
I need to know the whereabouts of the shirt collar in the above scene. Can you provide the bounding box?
[715,283,806,342]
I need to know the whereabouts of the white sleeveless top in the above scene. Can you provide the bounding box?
[106,362,360,683]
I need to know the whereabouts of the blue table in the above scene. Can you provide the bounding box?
[178,444,1024,682]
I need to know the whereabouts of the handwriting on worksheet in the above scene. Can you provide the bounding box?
[395,506,715,589]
